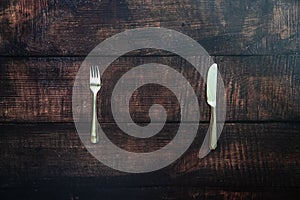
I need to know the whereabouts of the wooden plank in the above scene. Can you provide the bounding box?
[0,123,299,189]
[0,55,299,122]
[0,0,299,56]
[0,186,299,200]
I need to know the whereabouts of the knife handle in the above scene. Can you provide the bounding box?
[209,107,217,150]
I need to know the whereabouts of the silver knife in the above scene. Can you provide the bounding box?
[207,63,218,150]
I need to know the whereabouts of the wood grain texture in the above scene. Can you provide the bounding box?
[0,186,299,200]
[0,0,299,56]
[0,123,299,199]
[0,55,299,122]
[1,0,299,199]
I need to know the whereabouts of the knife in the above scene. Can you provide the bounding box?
[207,63,218,150]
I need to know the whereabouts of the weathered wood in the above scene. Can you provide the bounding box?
[0,186,299,200]
[1,0,299,198]
[0,55,299,122]
[0,123,299,189]
[0,0,299,56]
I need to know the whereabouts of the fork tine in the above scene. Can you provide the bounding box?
[96,65,99,78]
[90,65,93,77]
[91,65,94,77]
[94,65,97,78]
[93,65,96,78]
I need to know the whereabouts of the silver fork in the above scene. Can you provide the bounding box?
[90,65,101,144]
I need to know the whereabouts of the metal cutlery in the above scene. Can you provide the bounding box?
[89,65,101,144]
[206,63,218,150]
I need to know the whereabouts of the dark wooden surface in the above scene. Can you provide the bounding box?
[0,123,299,199]
[0,0,299,199]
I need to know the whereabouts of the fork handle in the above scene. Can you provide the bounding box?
[91,94,99,144]
[209,106,217,150]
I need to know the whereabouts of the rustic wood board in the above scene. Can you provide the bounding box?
[0,55,299,122]
[0,123,299,199]
[0,123,299,185]
[0,186,299,200]
[0,0,299,56]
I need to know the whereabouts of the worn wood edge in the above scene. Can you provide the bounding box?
[0,185,299,200]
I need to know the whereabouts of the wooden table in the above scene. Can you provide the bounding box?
[1,0,299,199]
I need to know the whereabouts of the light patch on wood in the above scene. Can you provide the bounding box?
[270,2,297,40]
[214,0,226,27]
[242,14,260,38]
[2,0,49,28]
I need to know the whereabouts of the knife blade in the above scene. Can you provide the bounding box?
[207,63,218,150]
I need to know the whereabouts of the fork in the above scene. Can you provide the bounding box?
[90,65,101,144]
